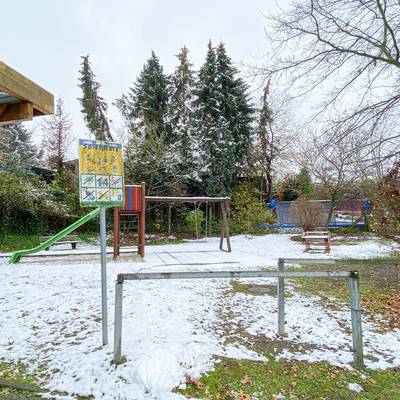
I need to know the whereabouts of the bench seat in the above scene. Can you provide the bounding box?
[301,230,331,252]
[39,235,81,250]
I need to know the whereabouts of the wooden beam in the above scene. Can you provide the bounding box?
[0,102,34,124]
[0,61,54,116]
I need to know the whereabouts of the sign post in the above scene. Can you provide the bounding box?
[78,139,124,346]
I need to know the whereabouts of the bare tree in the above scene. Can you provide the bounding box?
[261,0,400,162]
[41,97,72,172]
[301,133,360,222]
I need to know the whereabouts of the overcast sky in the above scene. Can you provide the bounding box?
[2,0,290,149]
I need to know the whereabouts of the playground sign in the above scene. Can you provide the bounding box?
[79,139,124,206]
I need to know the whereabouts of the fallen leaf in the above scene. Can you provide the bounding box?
[240,374,253,384]
[185,374,205,391]
[237,389,252,400]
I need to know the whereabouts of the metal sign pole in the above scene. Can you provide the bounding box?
[100,207,108,345]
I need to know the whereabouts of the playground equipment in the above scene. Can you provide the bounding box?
[113,184,146,258]
[113,186,232,258]
[9,207,102,264]
[258,199,369,229]
[112,258,364,368]
[146,196,231,252]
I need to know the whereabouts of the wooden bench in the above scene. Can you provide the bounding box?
[301,230,331,252]
[39,235,81,251]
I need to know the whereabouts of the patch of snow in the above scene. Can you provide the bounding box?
[0,234,397,399]
[347,382,363,393]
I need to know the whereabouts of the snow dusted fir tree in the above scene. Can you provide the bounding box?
[116,51,170,140]
[78,55,113,141]
[0,124,40,169]
[215,43,253,172]
[41,97,72,173]
[196,41,253,196]
[116,51,174,194]
[167,46,201,192]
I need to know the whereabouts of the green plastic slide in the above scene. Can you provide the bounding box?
[9,207,102,264]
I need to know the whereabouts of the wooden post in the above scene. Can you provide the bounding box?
[168,205,172,234]
[224,200,231,252]
[113,207,120,258]
[138,182,146,257]
[219,200,231,252]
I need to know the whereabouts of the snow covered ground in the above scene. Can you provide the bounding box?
[0,234,398,399]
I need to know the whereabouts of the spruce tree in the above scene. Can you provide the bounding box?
[0,124,40,169]
[78,55,113,141]
[215,43,253,170]
[167,46,200,191]
[296,167,315,199]
[116,51,169,140]
[117,51,174,194]
[195,41,236,196]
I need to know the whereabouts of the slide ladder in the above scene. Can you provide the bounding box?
[9,207,102,264]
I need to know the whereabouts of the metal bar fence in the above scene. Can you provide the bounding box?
[112,258,366,368]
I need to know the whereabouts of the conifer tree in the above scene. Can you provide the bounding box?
[167,46,201,190]
[41,97,72,173]
[215,43,253,169]
[0,124,40,169]
[78,55,113,141]
[195,41,236,196]
[116,51,170,140]
[117,51,173,194]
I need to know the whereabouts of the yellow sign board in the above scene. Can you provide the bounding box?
[79,139,124,206]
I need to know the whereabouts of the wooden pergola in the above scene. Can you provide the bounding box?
[0,61,54,124]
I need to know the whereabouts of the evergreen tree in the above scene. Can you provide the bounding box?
[202,115,236,196]
[0,124,40,169]
[167,46,201,190]
[279,168,315,201]
[78,55,113,141]
[255,81,275,201]
[195,41,237,196]
[41,97,72,173]
[296,167,315,199]
[215,43,253,169]
[116,51,170,140]
[117,51,175,194]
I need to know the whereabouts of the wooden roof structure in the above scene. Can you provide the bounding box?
[0,61,54,124]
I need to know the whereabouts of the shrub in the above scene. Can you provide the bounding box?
[289,199,326,231]
[370,161,400,237]
[231,181,276,234]
[0,170,70,235]
[184,209,204,235]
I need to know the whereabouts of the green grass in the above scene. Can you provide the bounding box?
[0,234,40,253]
[177,255,400,399]
[177,357,400,400]
[291,257,400,330]
[0,361,44,398]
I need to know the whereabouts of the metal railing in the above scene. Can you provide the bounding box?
[112,258,364,368]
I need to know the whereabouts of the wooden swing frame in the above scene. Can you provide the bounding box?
[113,188,232,258]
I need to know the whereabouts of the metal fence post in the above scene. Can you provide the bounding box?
[100,207,108,346]
[349,272,364,368]
[113,276,124,364]
[277,258,285,336]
